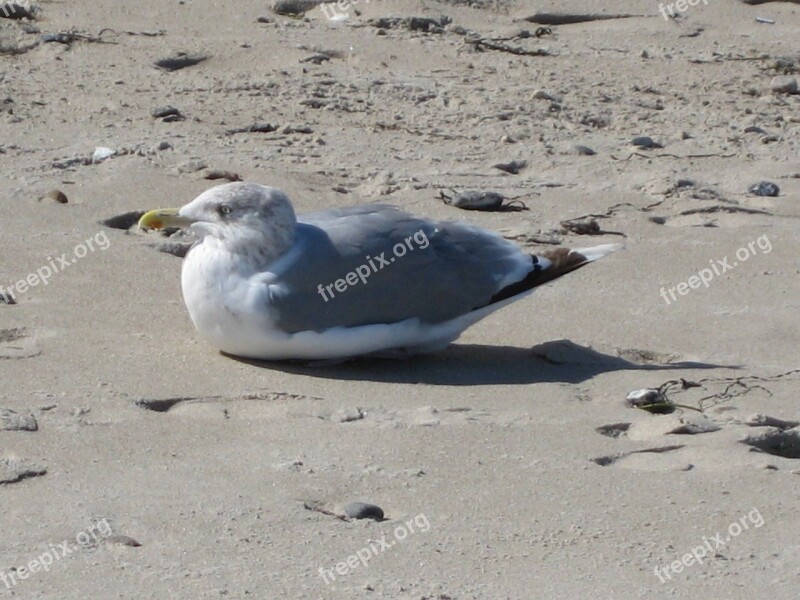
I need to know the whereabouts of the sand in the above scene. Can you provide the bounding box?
[1,0,799,598]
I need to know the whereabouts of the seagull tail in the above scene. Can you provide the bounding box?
[488,243,621,304]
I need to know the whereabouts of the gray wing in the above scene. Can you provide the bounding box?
[265,205,533,333]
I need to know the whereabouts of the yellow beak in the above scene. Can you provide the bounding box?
[138,208,196,231]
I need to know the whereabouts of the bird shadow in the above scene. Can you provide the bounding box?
[226,339,737,386]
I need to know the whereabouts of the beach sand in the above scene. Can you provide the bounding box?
[1,0,799,597]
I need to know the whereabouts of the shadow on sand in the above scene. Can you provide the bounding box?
[227,339,736,387]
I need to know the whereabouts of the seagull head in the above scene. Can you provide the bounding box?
[138,182,298,260]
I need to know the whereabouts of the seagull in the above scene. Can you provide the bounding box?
[138,182,618,361]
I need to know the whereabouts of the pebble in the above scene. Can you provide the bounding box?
[744,126,767,134]
[631,135,659,149]
[271,0,323,16]
[203,169,242,182]
[748,181,780,197]
[531,89,560,102]
[154,54,209,72]
[492,160,527,174]
[344,502,384,521]
[769,75,798,95]
[92,147,115,162]
[625,388,674,414]
[43,189,68,204]
[151,105,184,122]
[561,217,599,235]
[0,408,38,431]
[443,190,506,211]
[648,216,667,225]
[573,144,596,156]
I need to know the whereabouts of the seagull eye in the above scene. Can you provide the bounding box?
[219,205,233,216]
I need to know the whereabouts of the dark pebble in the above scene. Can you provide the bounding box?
[748,181,780,197]
[648,216,667,225]
[444,191,505,211]
[744,126,767,134]
[492,160,527,174]
[344,502,384,521]
[151,106,184,121]
[154,54,209,72]
[631,135,660,149]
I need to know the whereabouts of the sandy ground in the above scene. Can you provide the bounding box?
[1,0,799,598]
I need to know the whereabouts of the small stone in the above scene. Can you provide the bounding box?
[561,217,600,235]
[281,124,314,134]
[203,169,242,182]
[492,160,527,174]
[744,126,767,134]
[92,147,115,162]
[271,0,323,16]
[631,135,659,149]
[443,190,506,211]
[154,54,209,72]
[625,388,674,414]
[573,144,595,156]
[44,189,68,204]
[748,181,779,197]
[648,216,667,225]
[157,141,172,151]
[344,502,384,521]
[0,409,37,431]
[151,105,184,122]
[256,16,274,23]
[769,75,798,95]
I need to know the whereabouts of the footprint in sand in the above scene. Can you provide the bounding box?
[0,328,41,360]
[594,411,800,472]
